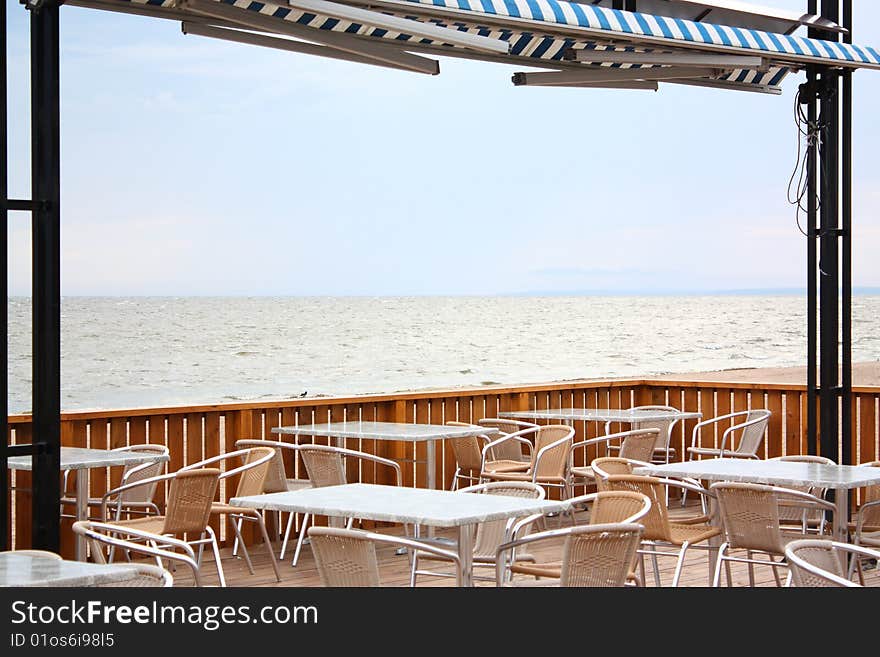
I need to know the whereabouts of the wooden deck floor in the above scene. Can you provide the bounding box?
[167,505,880,588]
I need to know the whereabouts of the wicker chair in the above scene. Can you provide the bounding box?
[73,519,199,586]
[443,421,492,490]
[290,443,403,567]
[605,405,684,464]
[786,538,878,587]
[686,409,771,461]
[847,460,880,582]
[90,467,226,586]
[92,564,173,587]
[308,527,462,587]
[769,455,836,534]
[180,447,281,582]
[61,444,169,522]
[409,481,545,585]
[600,473,720,586]
[479,425,575,500]
[590,457,652,492]
[495,523,645,587]
[504,489,652,585]
[477,418,538,471]
[235,439,312,559]
[710,481,836,587]
[570,428,659,492]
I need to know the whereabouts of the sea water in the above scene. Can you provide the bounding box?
[8,295,880,413]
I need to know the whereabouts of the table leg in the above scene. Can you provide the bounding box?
[75,469,89,561]
[424,440,437,538]
[457,524,474,587]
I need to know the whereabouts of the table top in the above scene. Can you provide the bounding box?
[499,408,703,423]
[271,421,499,442]
[6,446,169,472]
[231,482,570,527]
[634,458,880,490]
[0,553,152,587]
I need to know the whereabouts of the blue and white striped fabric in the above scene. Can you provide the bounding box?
[116,0,880,92]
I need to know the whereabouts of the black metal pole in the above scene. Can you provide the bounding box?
[30,0,61,552]
[806,0,818,457]
[817,0,841,463]
[1,0,9,551]
[841,0,852,465]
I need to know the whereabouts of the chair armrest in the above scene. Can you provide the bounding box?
[854,498,880,535]
[99,472,176,521]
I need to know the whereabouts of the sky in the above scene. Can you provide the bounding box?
[5,0,880,296]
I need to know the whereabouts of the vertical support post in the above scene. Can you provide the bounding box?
[840,0,852,466]
[806,0,819,457]
[30,0,62,551]
[1,0,9,550]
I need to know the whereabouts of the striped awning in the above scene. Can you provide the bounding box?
[69,0,880,94]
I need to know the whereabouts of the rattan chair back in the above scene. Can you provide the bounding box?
[561,523,645,587]
[786,539,877,587]
[591,457,638,491]
[232,447,276,498]
[92,564,173,587]
[628,405,681,460]
[617,429,661,464]
[532,424,573,479]
[298,445,350,488]
[162,468,221,535]
[770,455,835,528]
[309,528,382,586]
[479,418,536,463]
[114,445,169,505]
[711,481,786,553]
[734,410,771,456]
[600,474,670,542]
[459,481,545,559]
[859,461,880,529]
[589,490,653,525]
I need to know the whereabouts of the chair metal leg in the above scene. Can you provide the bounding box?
[291,513,311,566]
[279,512,295,559]
[205,526,226,587]
[253,512,282,582]
[671,543,690,587]
[229,517,255,575]
[712,543,729,587]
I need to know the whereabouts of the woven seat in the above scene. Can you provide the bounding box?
[786,539,878,587]
[89,468,225,585]
[73,519,198,586]
[289,443,403,567]
[410,481,545,585]
[61,444,169,522]
[710,481,836,587]
[496,522,645,587]
[605,405,684,464]
[93,565,173,587]
[309,527,462,587]
[480,425,575,500]
[181,446,280,582]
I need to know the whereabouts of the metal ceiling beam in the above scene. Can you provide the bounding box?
[664,77,782,95]
[512,65,723,86]
[563,49,766,69]
[537,80,660,90]
[178,0,440,74]
[281,0,509,54]
[181,21,438,74]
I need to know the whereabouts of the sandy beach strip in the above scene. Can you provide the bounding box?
[648,361,880,386]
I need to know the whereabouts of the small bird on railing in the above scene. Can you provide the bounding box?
[299,391,308,397]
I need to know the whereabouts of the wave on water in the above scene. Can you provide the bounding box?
[8,295,880,413]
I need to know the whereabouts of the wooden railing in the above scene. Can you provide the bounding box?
[7,377,880,556]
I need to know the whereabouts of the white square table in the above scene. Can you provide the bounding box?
[633,458,880,543]
[7,446,169,560]
[0,552,155,587]
[271,421,499,491]
[230,482,570,586]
